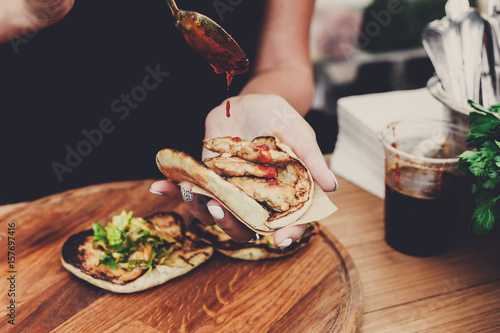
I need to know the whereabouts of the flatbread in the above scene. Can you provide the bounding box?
[191,220,318,261]
[61,212,214,293]
[156,136,314,234]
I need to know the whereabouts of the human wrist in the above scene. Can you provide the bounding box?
[0,0,30,43]
[0,0,74,45]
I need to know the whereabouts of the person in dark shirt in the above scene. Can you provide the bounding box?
[0,0,338,245]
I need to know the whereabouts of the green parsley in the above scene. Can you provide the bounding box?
[92,211,178,271]
[459,100,500,234]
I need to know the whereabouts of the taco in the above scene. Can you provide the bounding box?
[192,219,318,260]
[61,211,213,293]
[156,136,313,234]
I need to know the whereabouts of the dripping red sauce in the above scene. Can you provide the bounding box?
[226,71,235,88]
[210,63,247,87]
[210,64,246,97]
[178,16,248,111]
[210,65,246,86]
[231,136,241,143]
[211,61,248,115]
[224,72,234,118]
[226,100,231,118]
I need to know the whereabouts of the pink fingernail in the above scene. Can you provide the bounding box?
[277,238,293,248]
[207,205,225,220]
[330,170,339,192]
[149,189,164,196]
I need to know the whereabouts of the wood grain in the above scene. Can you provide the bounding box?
[0,180,362,332]
[361,281,500,332]
[325,177,500,332]
[3,174,499,332]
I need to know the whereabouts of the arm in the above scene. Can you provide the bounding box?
[205,0,334,189]
[0,0,74,44]
[241,0,315,116]
[153,0,338,245]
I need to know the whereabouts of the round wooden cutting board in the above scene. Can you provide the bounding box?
[0,180,362,332]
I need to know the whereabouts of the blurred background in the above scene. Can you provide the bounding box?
[306,0,483,153]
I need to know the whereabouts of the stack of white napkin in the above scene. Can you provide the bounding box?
[329,88,448,198]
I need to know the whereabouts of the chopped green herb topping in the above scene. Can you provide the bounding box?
[92,211,177,271]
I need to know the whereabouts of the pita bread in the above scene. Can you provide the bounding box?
[61,212,213,293]
[192,220,318,260]
[156,136,313,234]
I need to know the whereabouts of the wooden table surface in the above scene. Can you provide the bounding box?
[325,177,500,332]
[1,175,499,332]
[1,179,362,333]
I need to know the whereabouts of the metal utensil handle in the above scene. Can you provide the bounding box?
[165,0,180,18]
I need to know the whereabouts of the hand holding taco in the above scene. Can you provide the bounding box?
[156,136,337,235]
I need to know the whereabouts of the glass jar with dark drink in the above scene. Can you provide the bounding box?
[379,120,467,257]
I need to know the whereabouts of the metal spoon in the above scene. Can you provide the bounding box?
[423,20,452,95]
[483,1,500,104]
[423,18,463,102]
[442,8,468,104]
[164,0,249,83]
[459,9,484,103]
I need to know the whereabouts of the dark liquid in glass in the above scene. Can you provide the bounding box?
[384,169,462,257]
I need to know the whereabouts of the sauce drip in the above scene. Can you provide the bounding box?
[211,61,247,115]
[210,63,247,86]
[176,12,249,115]
[231,137,241,143]
[211,63,247,96]
[226,71,235,88]
[225,72,234,105]
[226,100,231,118]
